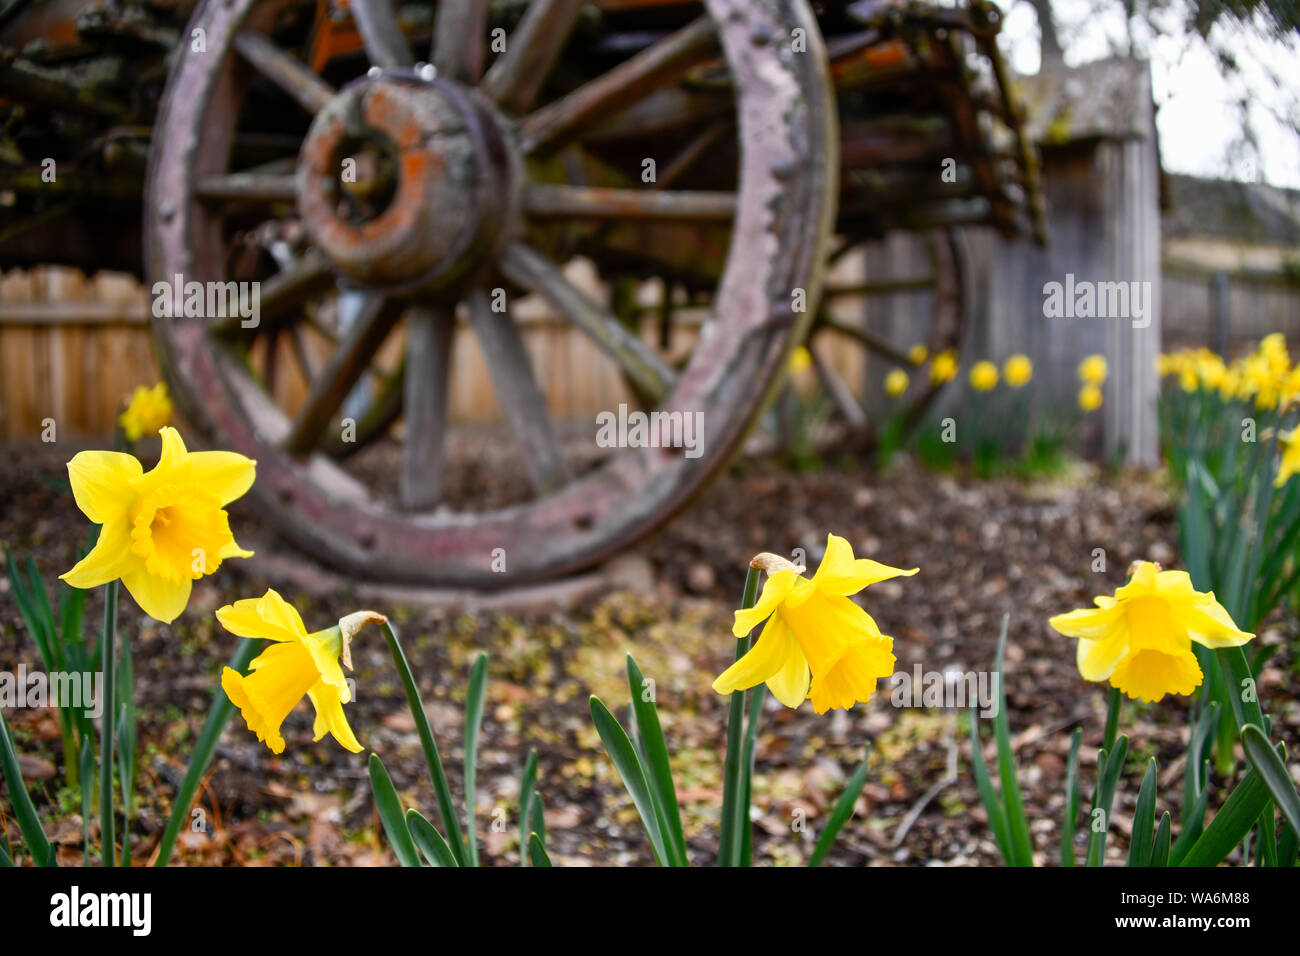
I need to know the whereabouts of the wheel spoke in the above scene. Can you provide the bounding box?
[194,172,295,204]
[211,251,333,338]
[432,0,486,83]
[284,293,401,454]
[466,289,569,495]
[327,360,406,460]
[499,242,675,403]
[233,33,335,114]
[351,0,413,69]
[808,346,867,429]
[518,15,716,155]
[289,325,316,383]
[657,119,731,188]
[819,316,913,367]
[401,306,454,509]
[823,275,935,298]
[481,0,584,114]
[524,184,735,222]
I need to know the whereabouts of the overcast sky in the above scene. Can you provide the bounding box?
[996,0,1300,188]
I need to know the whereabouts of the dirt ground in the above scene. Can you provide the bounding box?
[2,440,1298,866]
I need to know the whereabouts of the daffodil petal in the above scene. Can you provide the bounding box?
[218,539,255,560]
[1115,561,1160,600]
[307,683,363,752]
[1049,602,1125,641]
[714,613,803,699]
[120,565,191,624]
[757,617,810,708]
[303,631,349,699]
[257,589,308,638]
[216,593,299,642]
[1170,598,1254,648]
[1076,626,1129,681]
[156,425,188,466]
[810,533,917,597]
[732,569,800,637]
[60,521,135,590]
[185,450,257,505]
[66,451,143,524]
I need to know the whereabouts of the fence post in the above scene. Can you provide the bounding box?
[1211,270,1229,356]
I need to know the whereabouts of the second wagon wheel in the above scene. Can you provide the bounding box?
[145,0,838,587]
[800,227,969,447]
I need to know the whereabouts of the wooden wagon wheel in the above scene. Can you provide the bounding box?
[145,0,837,587]
[800,226,968,445]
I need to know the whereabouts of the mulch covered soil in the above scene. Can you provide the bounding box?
[2,442,1298,866]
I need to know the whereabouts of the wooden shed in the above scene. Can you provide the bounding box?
[858,55,1163,465]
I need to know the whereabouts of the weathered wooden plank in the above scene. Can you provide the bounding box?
[401,306,454,510]
[466,289,569,494]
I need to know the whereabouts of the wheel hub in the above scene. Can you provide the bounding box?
[296,74,514,289]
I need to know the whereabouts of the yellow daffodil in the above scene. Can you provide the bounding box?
[1078,384,1103,412]
[218,589,385,754]
[788,346,813,375]
[60,426,256,623]
[1049,561,1253,703]
[1281,367,1300,408]
[713,535,917,714]
[884,368,909,398]
[1260,333,1289,376]
[929,350,958,385]
[1219,366,1242,402]
[907,344,928,365]
[1196,353,1226,391]
[119,383,173,441]
[1078,354,1108,386]
[969,360,999,392]
[1277,428,1300,488]
[1003,354,1033,388]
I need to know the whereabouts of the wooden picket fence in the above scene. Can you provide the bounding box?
[0,262,873,441]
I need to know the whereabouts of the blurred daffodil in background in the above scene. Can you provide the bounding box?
[713,534,917,714]
[1078,384,1103,412]
[1277,427,1300,487]
[119,382,173,441]
[884,368,909,397]
[969,360,999,392]
[60,426,255,623]
[1003,354,1033,388]
[1158,336,1300,411]
[1078,354,1108,386]
[788,345,813,375]
[908,343,928,365]
[1049,561,1253,703]
[929,349,958,385]
[219,589,386,754]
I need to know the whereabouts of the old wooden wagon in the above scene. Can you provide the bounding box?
[0,0,1042,586]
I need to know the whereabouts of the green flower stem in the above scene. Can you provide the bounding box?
[718,566,760,867]
[99,580,117,867]
[739,674,766,867]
